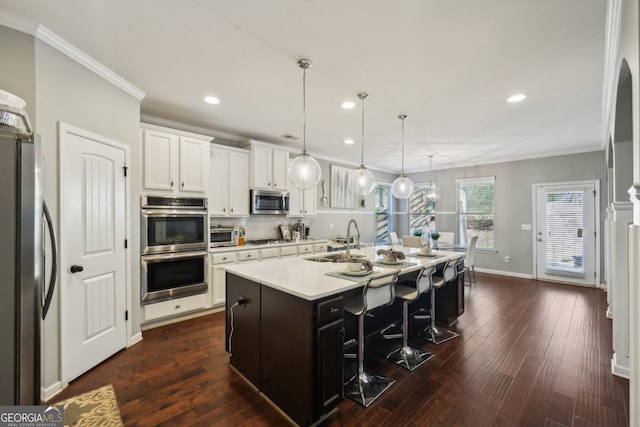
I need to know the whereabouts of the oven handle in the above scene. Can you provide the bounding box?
[141,250,209,262]
[141,209,208,217]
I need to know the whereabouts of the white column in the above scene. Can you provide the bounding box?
[611,201,632,378]
[605,206,614,318]
[627,184,640,427]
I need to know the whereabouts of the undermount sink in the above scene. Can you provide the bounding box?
[306,253,367,263]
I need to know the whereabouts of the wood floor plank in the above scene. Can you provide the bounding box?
[48,274,629,426]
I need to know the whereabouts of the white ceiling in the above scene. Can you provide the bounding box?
[0,0,607,173]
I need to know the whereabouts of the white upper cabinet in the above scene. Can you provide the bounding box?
[251,141,289,191]
[288,185,317,217]
[208,144,249,217]
[142,126,210,194]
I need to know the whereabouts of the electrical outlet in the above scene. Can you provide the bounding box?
[329,223,334,230]
[505,256,511,263]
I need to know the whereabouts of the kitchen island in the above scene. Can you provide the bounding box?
[224,248,464,426]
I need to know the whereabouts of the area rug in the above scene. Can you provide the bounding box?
[54,384,124,427]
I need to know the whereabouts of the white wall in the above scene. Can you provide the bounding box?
[0,24,142,397]
[33,37,142,393]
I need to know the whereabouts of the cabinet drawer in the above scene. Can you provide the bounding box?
[298,244,313,255]
[144,293,207,322]
[316,296,343,325]
[280,246,298,257]
[313,242,327,253]
[260,247,280,259]
[212,252,237,264]
[238,250,260,261]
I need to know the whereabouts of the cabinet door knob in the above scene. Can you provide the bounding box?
[223,208,226,212]
[181,182,185,187]
[175,305,181,310]
[70,265,84,274]
[231,208,234,213]
[170,181,174,187]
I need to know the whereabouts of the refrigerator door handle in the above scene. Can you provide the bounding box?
[42,201,57,320]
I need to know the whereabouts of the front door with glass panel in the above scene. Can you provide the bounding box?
[534,182,598,286]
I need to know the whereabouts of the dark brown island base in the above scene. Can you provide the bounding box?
[224,249,464,426]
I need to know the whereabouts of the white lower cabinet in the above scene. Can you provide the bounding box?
[313,242,328,252]
[210,252,238,306]
[298,244,314,256]
[280,245,298,258]
[144,293,207,322]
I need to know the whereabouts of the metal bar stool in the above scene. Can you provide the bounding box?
[419,258,462,344]
[343,270,399,407]
[382,266,436,370]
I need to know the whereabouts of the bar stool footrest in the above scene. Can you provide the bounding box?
[344,372,395,407]
[420,325,459,345]
[385,345,434,371]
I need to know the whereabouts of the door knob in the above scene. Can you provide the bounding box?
[537,238,543,242]
[70,265,84,273]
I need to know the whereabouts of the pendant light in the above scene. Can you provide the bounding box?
[354,92,376,196]
[391,114,414,199]
[425,155,440,202]
[287,57,322,190]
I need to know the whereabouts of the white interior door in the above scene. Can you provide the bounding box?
[60,124,128,383]
[534,182,597,286]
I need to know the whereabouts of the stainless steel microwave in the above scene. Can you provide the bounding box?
[251,189,289,215]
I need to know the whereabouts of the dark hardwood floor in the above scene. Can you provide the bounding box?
[50,273,629,426]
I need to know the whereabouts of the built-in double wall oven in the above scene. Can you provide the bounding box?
[140,196,208,304]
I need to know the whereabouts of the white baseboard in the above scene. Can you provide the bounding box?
[128,332,143,347]
[41,381,63,402]
[475,267,533,279]
[611,354,631,379]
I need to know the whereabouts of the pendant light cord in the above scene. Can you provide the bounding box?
[298,58,312,156]
[302,66,307,154]
[358,92,369,167]
[400,115,407,176]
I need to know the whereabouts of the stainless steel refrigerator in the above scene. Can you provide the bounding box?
[0,91,57,405]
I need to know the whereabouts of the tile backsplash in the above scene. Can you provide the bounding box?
[209,215,315,241]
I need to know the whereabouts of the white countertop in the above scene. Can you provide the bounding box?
[224,247,464,301]
[209,239,327,253]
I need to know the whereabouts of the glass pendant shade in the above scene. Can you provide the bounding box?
[288,57,322,190]
[424,154,440,202]
[355,165,377,196]
[287,152,321,190]
[391,175,414,199]
[391,114,414,199]
[425,183,440,202]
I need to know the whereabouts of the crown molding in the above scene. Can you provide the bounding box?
[0,10,145,101]
[602,0,623,144]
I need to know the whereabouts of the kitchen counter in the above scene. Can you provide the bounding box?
[209,238,327,253]
[223,246,463,300]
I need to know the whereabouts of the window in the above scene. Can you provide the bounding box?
[409,184,437,236]
[457,177,495,249]
[375,184,392,244]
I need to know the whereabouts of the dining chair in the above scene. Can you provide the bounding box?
[464,235,478,286]
[401,235,421,248]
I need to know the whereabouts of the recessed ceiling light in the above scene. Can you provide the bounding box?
[507,93,526,103]
[204,96,220,105]
[341,101,356,110]
[344,138,355,145]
